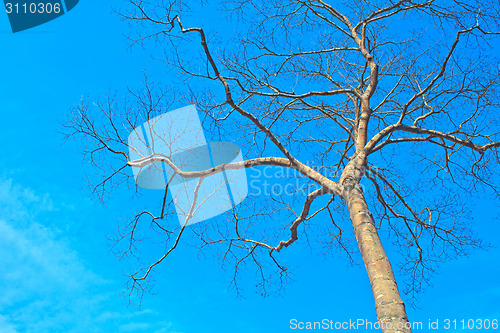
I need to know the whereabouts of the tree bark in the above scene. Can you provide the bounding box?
[343,181,411,333]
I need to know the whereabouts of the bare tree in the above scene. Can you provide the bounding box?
[66,1,500,332]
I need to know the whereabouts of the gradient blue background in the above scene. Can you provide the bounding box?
[0,1,499,332]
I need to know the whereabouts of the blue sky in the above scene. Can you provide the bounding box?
[0,1,499,332]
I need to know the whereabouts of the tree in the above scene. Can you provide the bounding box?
[66,1,500,332]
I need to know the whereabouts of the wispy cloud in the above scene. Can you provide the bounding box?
[0,314,17,333]
[0,178,181,333]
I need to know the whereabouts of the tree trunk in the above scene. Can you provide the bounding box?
[343,181,411,333]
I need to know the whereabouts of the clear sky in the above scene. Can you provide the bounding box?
[0,1,499,333]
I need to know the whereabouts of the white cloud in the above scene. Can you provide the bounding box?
[0,178,180,333]
[0,314,18,333]
[119,322,152,332]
